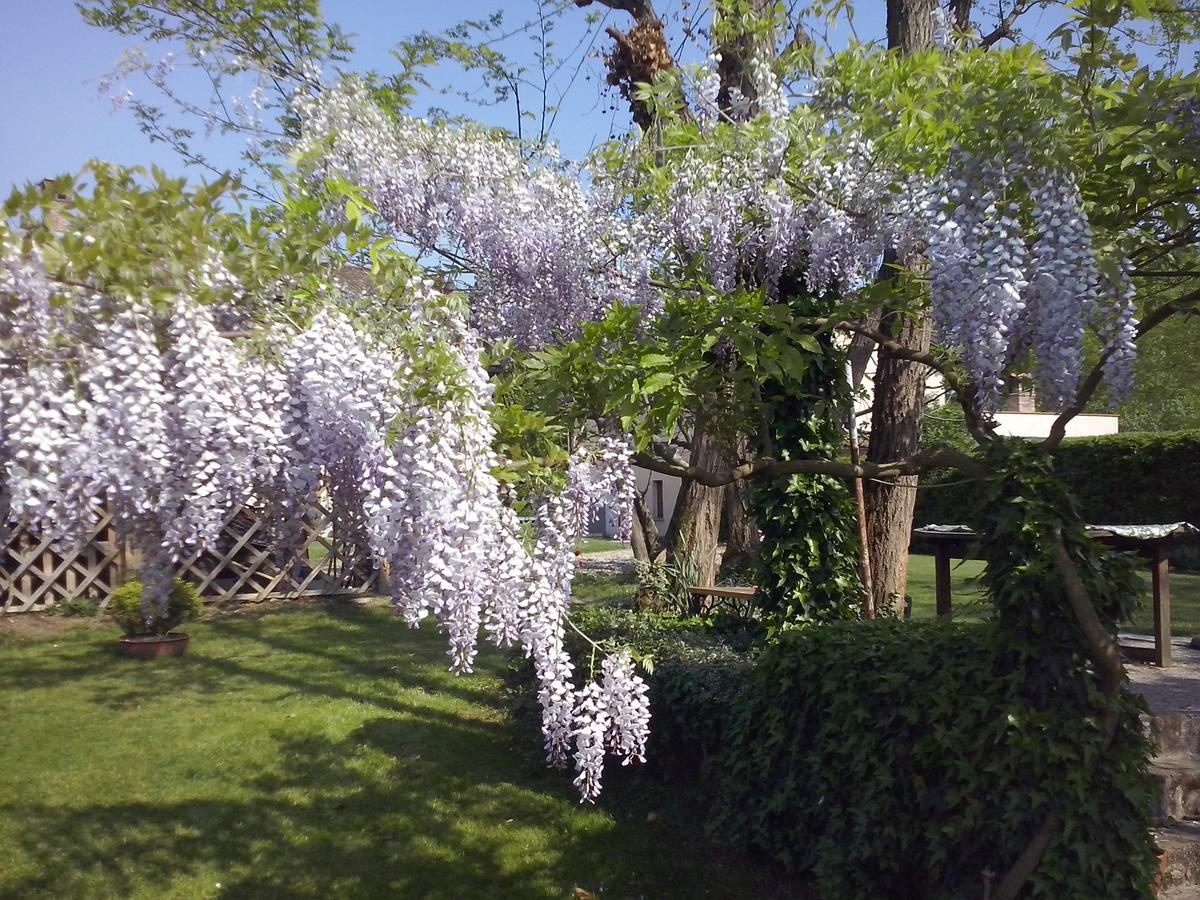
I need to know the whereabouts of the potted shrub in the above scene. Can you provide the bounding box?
[108,578,202,660]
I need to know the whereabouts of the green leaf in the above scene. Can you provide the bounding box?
[642,371,674,395]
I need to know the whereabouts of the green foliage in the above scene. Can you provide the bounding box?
[633,555,702,615]
[1122,312,1200,432]
[916,431,1200,554]
[107,578,202,636]
[751,288,863,627]
[2,164,408,330]
[975,440,1142,642]
[54,596,102,618]
[714,620,1156,899]
[918,401,975,455]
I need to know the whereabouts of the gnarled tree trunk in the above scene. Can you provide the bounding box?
[862,0,937,614]
[664,421,728,586]
[720,434,760,573]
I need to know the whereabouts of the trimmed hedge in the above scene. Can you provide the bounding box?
[530,611,1157,899]
[714,621,1156,899]
[915,429,1200,530]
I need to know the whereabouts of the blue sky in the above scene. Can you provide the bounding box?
[4,1,1176,194]
[0,1,886,192]
[0,2,624,189]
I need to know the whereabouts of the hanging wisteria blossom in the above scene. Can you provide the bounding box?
[0,238,648,801]
[293,79,658,348]
[927,150,1138,410]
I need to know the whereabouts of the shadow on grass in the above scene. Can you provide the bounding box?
[0,717,636,899]
[0,604,498,715]
[0,696,787,899]
[0,602,799,899]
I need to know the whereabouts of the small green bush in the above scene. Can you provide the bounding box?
[713,621,1157,900]
[107,579,203,636]
[51,596,102,618]
[632,555,702,615]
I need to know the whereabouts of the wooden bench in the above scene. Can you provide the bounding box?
[686,585,756,617]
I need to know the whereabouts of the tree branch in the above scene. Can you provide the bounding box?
[1042,287,1200,450]
[978,1,1035,48]
[574,0,656,18]
[632,446,985,488]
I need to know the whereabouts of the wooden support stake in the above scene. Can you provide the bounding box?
[1151,547,1172,668]
[935,545,953,619]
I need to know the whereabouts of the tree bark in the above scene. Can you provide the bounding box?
[664,421,728,586]
[631,491,663,562]
[715,0,776,113]
[887,0,937,51]
[861,0,937,614]
[720,435,760,573]
[864,307,931,614]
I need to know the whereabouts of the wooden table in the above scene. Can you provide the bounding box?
[913,524,1200,668]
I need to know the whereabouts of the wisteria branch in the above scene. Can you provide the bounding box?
[632,446,985,488]
[1042,286,1200,450]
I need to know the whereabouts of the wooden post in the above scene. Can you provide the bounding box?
[935,544,953,619]
[846,359,875,619]
[1151,546,1172,668]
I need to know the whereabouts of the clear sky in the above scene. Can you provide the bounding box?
[4,1,1175,194]
[0,1,646,190]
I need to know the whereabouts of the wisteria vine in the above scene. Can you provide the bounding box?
[0,245,647,801]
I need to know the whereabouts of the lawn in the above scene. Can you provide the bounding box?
[0,602,791,900]
[905,554,1200,636]
[573,552,1200,636]
[576,538,626,554]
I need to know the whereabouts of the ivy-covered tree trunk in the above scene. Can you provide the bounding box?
[752,287,864,625]
[972,441,1156,899]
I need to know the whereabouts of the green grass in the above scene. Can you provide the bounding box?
[565,554,1200,636]
[572,569,638,605]
[576,538,626,555]
[0,602,791,900]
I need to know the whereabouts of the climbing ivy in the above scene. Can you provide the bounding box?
[751,284,864,627]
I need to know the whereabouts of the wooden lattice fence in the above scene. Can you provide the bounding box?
[1,500,382,614]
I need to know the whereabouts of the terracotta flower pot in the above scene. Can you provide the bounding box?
[118,633,190,660]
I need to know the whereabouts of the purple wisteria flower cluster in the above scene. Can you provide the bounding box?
[293,80,657,348]
[668,55,919,301]
[0,248,648,800]
[928,151,1139,410]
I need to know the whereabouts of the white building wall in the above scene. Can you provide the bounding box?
[993,411,1119,439]
[635,467,682,534]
